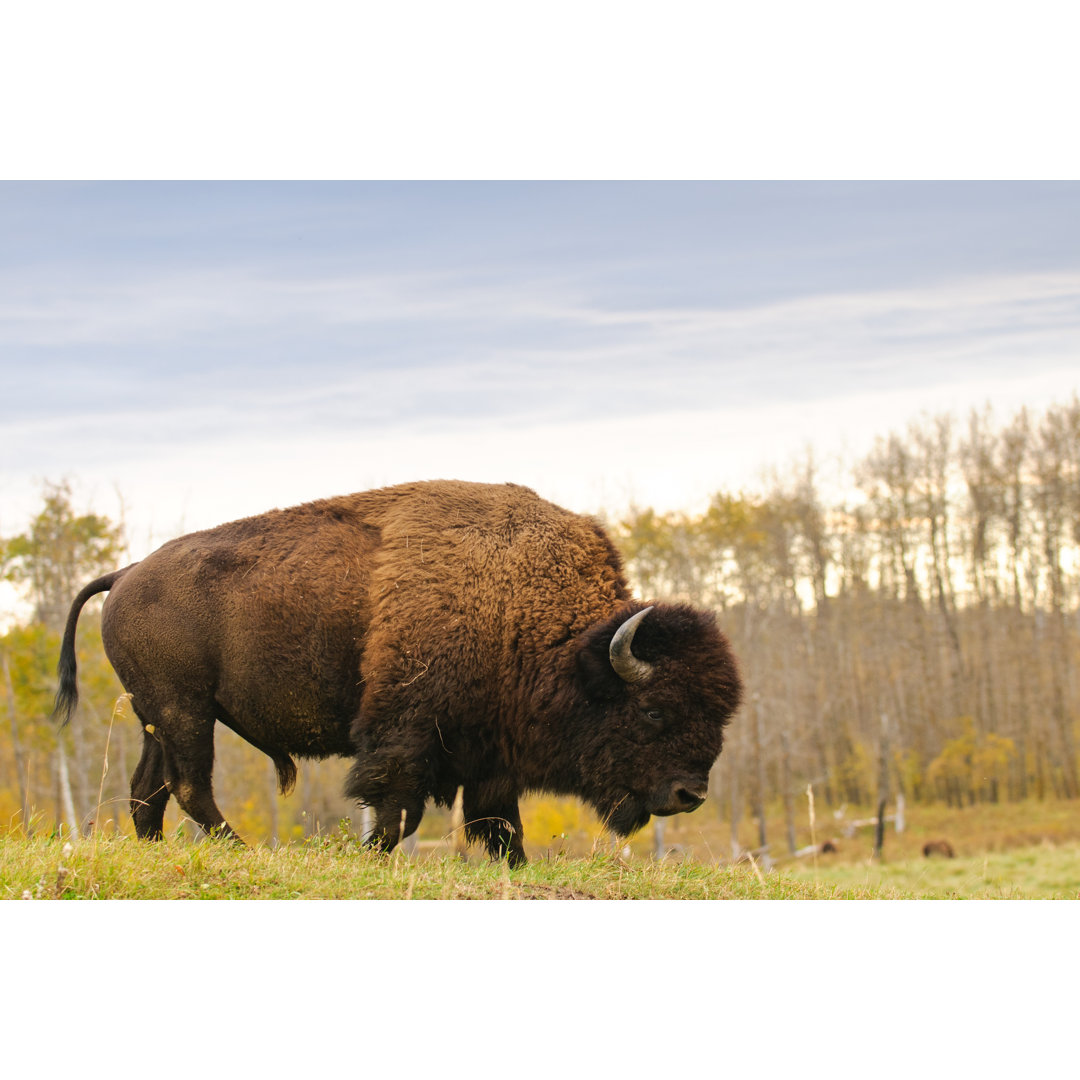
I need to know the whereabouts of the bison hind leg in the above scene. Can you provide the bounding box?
[132,697,243,844]
[130,726,170,840]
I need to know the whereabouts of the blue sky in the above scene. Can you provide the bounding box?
[2,181,1079,579]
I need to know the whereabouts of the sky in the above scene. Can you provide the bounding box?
[3,181,1080,580]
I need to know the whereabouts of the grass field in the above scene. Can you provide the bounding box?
[780,840,1080,898]
[3,794,1079,898]
[0,832,843,899]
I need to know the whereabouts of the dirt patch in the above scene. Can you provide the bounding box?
[512,883,602,900]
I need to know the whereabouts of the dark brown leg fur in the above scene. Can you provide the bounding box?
[464,784,526,868]
[130,726,170,839]
[131,695,241,842]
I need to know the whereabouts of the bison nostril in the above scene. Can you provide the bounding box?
[676,786,706,809]
[651,781,709,817]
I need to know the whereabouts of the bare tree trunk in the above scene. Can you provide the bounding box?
[1051,619,1079,798]
[301,763,314,837]
[874,713,890,859]
[707,760,724,822]
[69,712,93,830]
[779,728,797,854]
[728,732,741,859]
[450,787,466,860]
[57,742,81,838]
[753,695,768,853]
[266,758,280,847]
[653,817,667,859]
[1014,614,1032,799]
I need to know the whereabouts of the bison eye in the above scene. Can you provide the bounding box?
[641,707,665,732]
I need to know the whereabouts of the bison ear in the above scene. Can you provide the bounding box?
[575,606,655,701]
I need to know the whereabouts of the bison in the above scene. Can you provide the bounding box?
[922,839,955,858]
[54,480,742,866]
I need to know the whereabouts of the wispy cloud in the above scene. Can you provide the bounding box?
[5,262,1079,399]
[3,187,1079,562]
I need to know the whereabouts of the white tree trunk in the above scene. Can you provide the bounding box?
[57,742,81,838]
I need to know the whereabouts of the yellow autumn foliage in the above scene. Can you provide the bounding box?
[927,716,1016,802]
[519,796,604,848]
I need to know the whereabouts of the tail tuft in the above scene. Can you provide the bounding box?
[52,645,80,728]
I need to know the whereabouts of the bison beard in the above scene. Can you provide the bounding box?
[52,480,742,866]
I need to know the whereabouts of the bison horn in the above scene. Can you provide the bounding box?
[609,606,655,684]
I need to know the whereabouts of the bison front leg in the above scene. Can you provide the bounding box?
[463,785,526,868]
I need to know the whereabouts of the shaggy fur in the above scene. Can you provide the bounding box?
[54,480,742,864]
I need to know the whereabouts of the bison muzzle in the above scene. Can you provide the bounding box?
[53,480,742,866]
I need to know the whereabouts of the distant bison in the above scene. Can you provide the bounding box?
[923,839,956,858]
[54,480,742,866]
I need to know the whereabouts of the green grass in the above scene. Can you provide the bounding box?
[5,794,1080,899]
[3,826,1078,898]
[0,830,877,900]
[780,841,1080,898]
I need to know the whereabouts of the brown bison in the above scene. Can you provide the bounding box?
[54,480,742,866]
[922,839,956,858]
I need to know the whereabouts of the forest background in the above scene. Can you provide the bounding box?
[4,394,1079,863]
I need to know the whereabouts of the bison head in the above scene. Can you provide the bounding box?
[565,602,742,837]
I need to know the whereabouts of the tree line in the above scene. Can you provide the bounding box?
[614,397,1080,853]
[2,396,1079,846]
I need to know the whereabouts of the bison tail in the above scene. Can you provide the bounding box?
[273,753,298,796]
[51,568,132,728]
